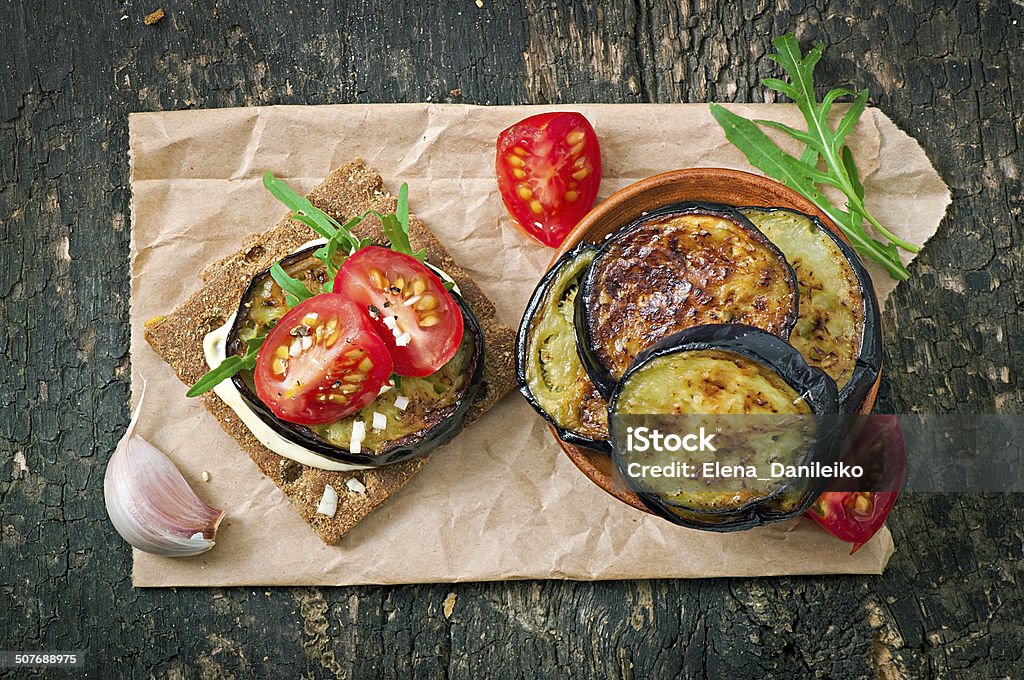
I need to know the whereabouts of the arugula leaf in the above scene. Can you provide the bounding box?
[263,172,338,241]
[264,171,366,255]
[270,262,313,307]
[186,331,267,398]
[710,33,918,280]
[263,174,428,293]
[378,183,426,261]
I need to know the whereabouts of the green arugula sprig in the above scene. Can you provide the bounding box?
[262,172,427,297]
[187,174,429,397]
[379,184,427,262]
[186,330,266,398]
[709,34,918,280]
[270,263,313,307]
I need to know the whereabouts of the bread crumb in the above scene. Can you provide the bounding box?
[144,9,165,25]
[475,0,483,7]
[201,470,210,482]
[443,592,456,619]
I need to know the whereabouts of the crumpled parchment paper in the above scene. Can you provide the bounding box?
[128,104,949,586]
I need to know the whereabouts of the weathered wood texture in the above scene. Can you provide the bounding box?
[2,1,1022,678]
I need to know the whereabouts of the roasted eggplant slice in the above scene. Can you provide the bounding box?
[516,244,610,453]
[225,245,484,468]
[739,207,881,412]
[608,324,840,532]
[577,202,798,397]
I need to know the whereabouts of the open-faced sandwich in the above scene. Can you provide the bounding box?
[145,161,515,544]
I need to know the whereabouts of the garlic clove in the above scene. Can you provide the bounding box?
[104,386,225,556]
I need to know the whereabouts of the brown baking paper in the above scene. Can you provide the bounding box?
[128,104,949,586]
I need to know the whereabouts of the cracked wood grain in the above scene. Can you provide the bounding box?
[1,0,1023,678]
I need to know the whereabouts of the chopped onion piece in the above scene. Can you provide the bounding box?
[346,477,366,495]
[372,412,387,430]
[394,395,410,411]
[395,331,412,347]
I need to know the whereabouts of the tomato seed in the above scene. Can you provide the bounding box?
[517,185,533,200]
[566,129,585,145]
[415,294,438,311]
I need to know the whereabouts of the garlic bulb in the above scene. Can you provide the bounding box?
[104,388,225,556]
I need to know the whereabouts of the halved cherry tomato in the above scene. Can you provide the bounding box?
[806,415,907,554]
[254,294,393,425]
[496,112,602,248]
[334,246,464,377]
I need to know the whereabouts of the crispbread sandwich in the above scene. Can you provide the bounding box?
[145,160,515,544]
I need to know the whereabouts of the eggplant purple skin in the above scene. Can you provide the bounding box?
[608,324,843,532]
[575,202,800,400]
[225,246,485,468]
[515,243,611,455]
[740,206,883,414]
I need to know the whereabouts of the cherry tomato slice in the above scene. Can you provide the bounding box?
[496,112,602,248]
[254,294,393,425]
[334,246,464,377]
[806,415,907,553]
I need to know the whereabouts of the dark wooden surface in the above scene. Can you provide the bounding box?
[2,1,1022,678]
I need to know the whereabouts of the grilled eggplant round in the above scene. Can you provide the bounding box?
[516,244,610,453]
[739,207,881,412]
[225,245,484,468]
[576,202,799,398]
[608,324,841,532]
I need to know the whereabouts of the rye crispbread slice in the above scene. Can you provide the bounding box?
[144,160,515,544]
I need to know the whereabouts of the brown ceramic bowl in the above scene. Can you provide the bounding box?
[548,167,881,514]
